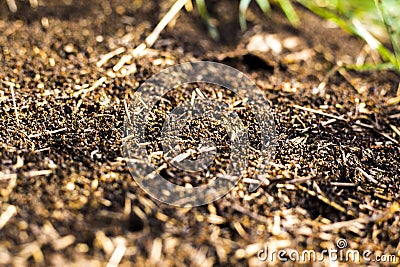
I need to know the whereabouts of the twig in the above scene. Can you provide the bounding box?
[386,96,400,105]
[232,204,269,223]
[29,128,67,138]
[0,172,17,181]
[97,47,126,68]
[123,99,131,125]
[120,63,137,76]
[24,170,53,178]
[7,128,35,150]
[51,235,76,251]
[113,54,133,72]
[293,104,347,122]
[285,175,314,184]
[321,202,399,232]
[6,0,17,12]
[73,77,107,98]
[296,184,355,217]
[338,67,366,94]
[149,238,163,263]
[29,0,38,8]
[373,129,399,145]
[315,64,340,93]
[242,178,264,184]
[0,205,17,230]
[34,147,51,153]
[321,118,337,126]
[330,182,356,187]
[5,81,20,127]
[106,240,126,267]
[389,113,400,119]
[356,167,384,187]
[390,124,400,137]
[374,192,392,202]
[294,104,399,145]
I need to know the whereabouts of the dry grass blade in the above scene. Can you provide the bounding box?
[390,124,400,137]
[29,0,38,8]
[28,128,67,138]
[0,172,17,181]
[321,202,399,232]
[106,241,127,267]
[73,77,107,98]
[3,81,20,127]
[296,185,356,217]
[0,205,17,230]
[51,235,76,251]
[356,167,381,186]
[232,204,269,223]
[114,0,188,71]
[23,170,53,178]
[6,0,17,12]
[386,95,400,105]
[10,85,19,126]
[97,47,126,68]
[145,0,188,47]
[294,104,399,144]
[373,129,399,145]
[293,104,348,121]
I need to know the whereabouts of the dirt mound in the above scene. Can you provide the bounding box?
[0,0,399,266]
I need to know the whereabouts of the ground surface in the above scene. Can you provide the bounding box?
[0,0,399,266]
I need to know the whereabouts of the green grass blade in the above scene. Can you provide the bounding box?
[374,0,400,68]
[297,0,353,32]
[278,0,300,26]
[196,0,219,40]
[239,0,252,31]
[346,62,398,71]
[298,0,399,72]
[352,18,398,69]
[255,0,271,15]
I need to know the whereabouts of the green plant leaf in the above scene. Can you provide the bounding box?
[346,62,398,71]
[195,0,219,40]
[351,18,397,68]
[298,0,399,72]
[239,0,252,31]
[374,0,400,68]
[240,0,272,31]
[255,0,271,15]
[278,0,300,26]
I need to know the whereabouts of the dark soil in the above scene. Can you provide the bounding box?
[0,0,399,266]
